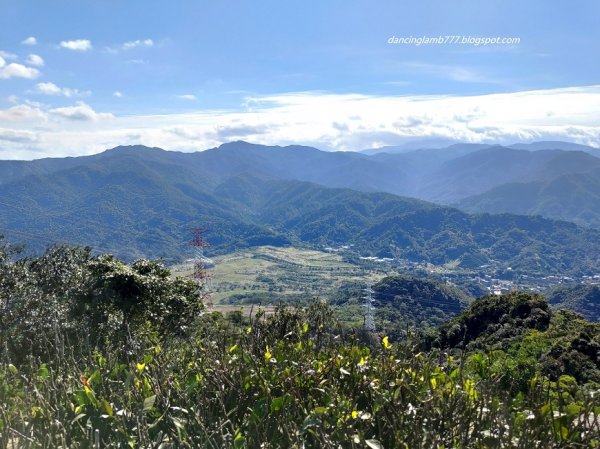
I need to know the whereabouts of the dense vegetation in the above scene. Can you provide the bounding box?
[1,145,600,275]
[2,241,600,448]
[434,292,600,388]
[332,275,471,338]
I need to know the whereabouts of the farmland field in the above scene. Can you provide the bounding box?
[172,246,387,314]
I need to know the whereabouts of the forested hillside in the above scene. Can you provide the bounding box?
[547,284,600,321]
[1,145,599,276]
[457,168,600,228]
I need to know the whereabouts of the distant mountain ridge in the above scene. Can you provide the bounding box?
[457,167,600,228]
[1,142,599,276]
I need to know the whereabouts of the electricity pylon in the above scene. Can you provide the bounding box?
[363,282,375,332]
[190,228,212,308]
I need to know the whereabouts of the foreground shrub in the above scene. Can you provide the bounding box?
[1,304,599,448]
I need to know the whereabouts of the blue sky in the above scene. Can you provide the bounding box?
[1,0,599,158]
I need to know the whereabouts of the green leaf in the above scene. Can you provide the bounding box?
[313,406,328,415]
[102,399,114,416]
[565,403,582,417]
[143,395,156,412]
[8,364,17,375]
[75,390,87,406]
[88,369,101,385]
[234,430,245,448]
[366,439,384,449]
[38,364,49,379]
[270,395,288,412]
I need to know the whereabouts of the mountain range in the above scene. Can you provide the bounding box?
[1,141,599,276]
[3,140,600,228]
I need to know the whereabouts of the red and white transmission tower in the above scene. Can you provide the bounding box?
[190,227,212,308]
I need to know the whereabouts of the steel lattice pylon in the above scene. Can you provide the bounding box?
[189,228,212,307]
[363,282,375,332]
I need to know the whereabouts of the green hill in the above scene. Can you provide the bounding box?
[435,292,600,386]
[372,275,471,335]
[457,168,600,228]
[546,284,600,321]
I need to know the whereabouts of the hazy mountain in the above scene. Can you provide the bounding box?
[509,141,600,156]
[360,138,464,155]
[457,168,600,228]
[419,147,600,204]
[2,140,600,262]
[1,146,599,276]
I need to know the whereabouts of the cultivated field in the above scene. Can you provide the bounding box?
[172,246,386,309]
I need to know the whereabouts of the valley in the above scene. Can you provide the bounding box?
[171,245,600,325]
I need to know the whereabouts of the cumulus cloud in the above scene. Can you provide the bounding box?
[0,56,40,79]
[33,82,90,98]
[34,82,61,95]
[49,101,113,121]
[21,37,37,46]
[26,54,44,67]
[0,103,47,122]
[177,94,197,101]
[60,39,92,51]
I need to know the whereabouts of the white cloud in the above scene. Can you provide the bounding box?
[177,94,197,101]
[35,82,60,95]
[26,54,44,67]
[0,56,40,79]
[105,39,154,54]
[0,51,18,60]
[122,39,153,50]
[60,39,92,51]
[21,37,37,46]
[113,91,123,97]
[7,95,19,103]
[50,101,113,121]
[0,103,47,122]
[0,128,39,143]
[1,85,600,159]
[33,82,90,98]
